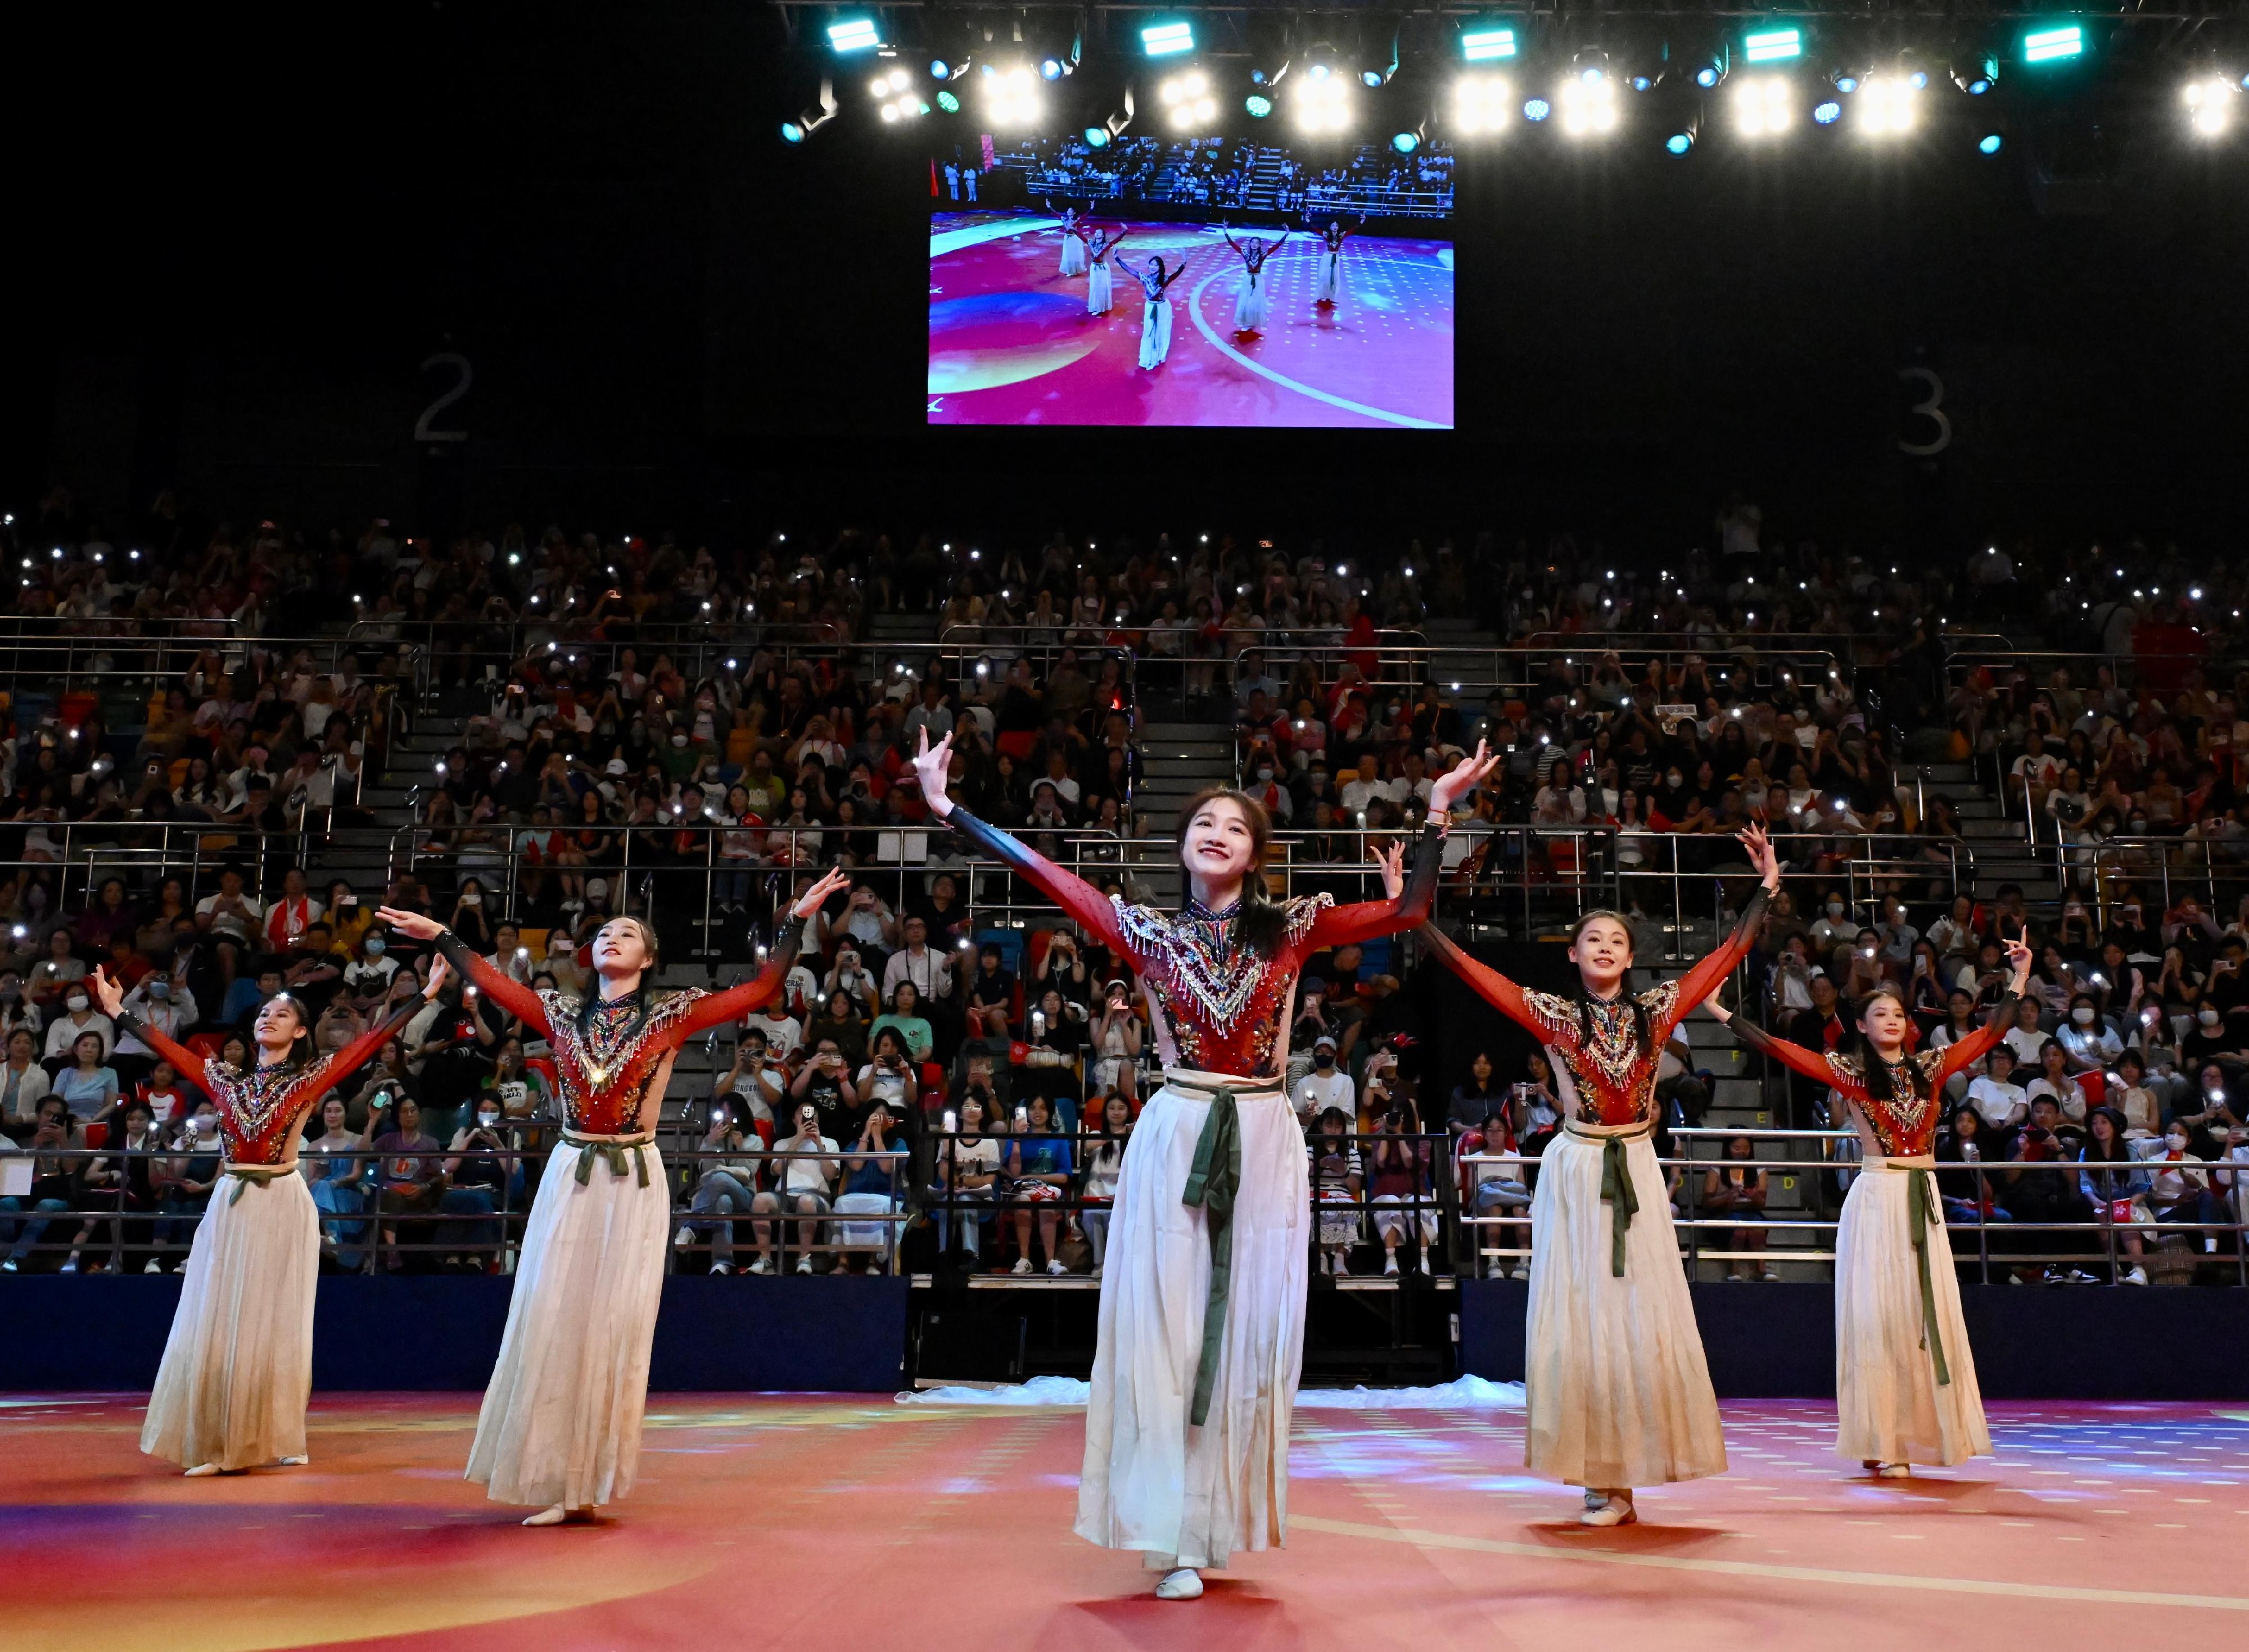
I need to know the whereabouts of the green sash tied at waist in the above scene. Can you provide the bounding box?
[566,1133,652,1188]
[1596,1136,1641,1277]
[1177,1079,1250,1430]
[1905,1166,1953,1387]
[222,1163,298,1206]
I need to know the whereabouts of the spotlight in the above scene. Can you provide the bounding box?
[1694,59,1726,89]
[1560,69,1619,137]
[827,18,880,55]
[779,77,839,145]
[1391,129,1420,153]
[936,89,960,113]
[1524,96,1552,122]
[1040,58,1063,82]
[1294,70,1354,133]
[1084,124,1110,147]
[1954,57,1998,96]
[2022,24,2085,66]
[1160,70,1219,131]
[2184,76,2238,137]
[1142,21,1194,58]
[1858,73,1920,136]
[1452,74,1514,135]
[1731,76,1794,137]
[1813,99,1842,125]
[1831,70,1862,94]
[984,64,1044,128]
[1462,26,1518,63]
[1245,93,1273,118]
[1744,28,1803,64]
[1665,129,1695,155]
[929,58,951,80]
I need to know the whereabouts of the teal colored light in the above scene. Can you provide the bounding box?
[1665,132,1693,154]
[1245,94,1273,118]
[1462,28,1517,62]
[936,89,960,112]
[1142,21,1194,57]
[2022,24,2085,65]
[1978,132,2004,153]
[827,19,879,54]
[1391,130,1420,153]
[780,121,806,143]
[1744,28,1803,64]
[1084,125,1109,147]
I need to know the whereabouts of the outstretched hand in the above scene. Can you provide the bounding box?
[424,956,451,999]
[1736,822,1782,889]
[1428,740,1500,818]
[2002,934,2034,988]
[90,966,126,1020]
[791,866,853,920]
[1699,988,1733,1025]
[912,727,957,820]
[376,906,446,942]
[1371,839,1407,900]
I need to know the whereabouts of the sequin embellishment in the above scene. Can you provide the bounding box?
[539,988,706,1134]
[208,1053,338,1165]
[1522,980,1683,1126]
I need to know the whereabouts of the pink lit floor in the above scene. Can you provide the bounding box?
[7,1393,2249,1651]
[928,211,1453,428]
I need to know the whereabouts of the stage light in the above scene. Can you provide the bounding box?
[1813,99,1842,125]
[2022,24,2084,66]
[1245,93,1273,118]
[1744,27,1803,65]
[1628,74,1653,93]
[2184,75,2238,137]
[1695,60,1725,89]
[1462,27,1518,63]
[983,65,1044,129]
[1142,21,1194,58]
[1392,129,1420,153]
[1560,69,1619,137]
[1732,76,1794,137]
[1040,58,1063,82]
[780,121,805,143]
[929,58,951,80]
[1452,74,1514,135]
[1083,124,1109,147]
[827,19,880,56]
[1954,57,1998,95]
[1524,97,1551,122]
[1976,130,2003,152]
[1294,69,1354,133]
[1858,73,1920,136]
[936,89,960,113]
[1160,70,1220,130]
[1666,130,1695,154]
[1831,71,1860,93]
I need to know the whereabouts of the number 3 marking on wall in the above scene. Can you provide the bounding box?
[1898,366,1950,456]
[415,352,473,443]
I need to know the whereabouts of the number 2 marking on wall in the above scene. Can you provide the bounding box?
[1898,366,1950,456]
[415,352,473,443]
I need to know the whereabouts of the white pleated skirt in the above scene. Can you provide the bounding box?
[466,1138,670,1509]
[1060,236,1088,277]
[1234,273,1267,332]
[1077,1072,1307,1572]
[1318,251,1343,305]
[1525,1126,1726,1489]
[1835,1160,1990,1467]
[141,1169,319,1470]
[1088,261,1113,316]
[1139,299,1173,369]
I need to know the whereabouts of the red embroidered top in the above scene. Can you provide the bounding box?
[1725,995,2018,1157]
[439,920,803,1135]
[118,1000,423,1166]
[946,808,1441,1081]
[1419,891,1769,1127]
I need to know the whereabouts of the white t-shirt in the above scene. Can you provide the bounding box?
[196,891,265,942]
[780,1135,839,1194]
[752,1013,803,1060]
[1967,1076,2027,1128]
[1291,1067,1355,1120]
[2003,1028,2051,1067]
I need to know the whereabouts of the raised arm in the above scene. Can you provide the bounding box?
[321,958,453,1092]
[377,907,550,1034]
[678,870,848,1034]
[1307,741,1497,948]
[1931,939,2034,1085]
[1704,999,1839,1089]
[93,967,207,1089]
[911,727,1134,959]
[1655,825,1781,1038]
[1416,922,1548,1040]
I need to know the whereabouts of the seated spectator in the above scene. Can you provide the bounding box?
[41,985,113,1063]
[1,1028,53,1129]
[303,1094,372,1271]
[833,1101,906,1274]
[2002,995,2051,1068]
[1075,1091,1131,1278]
[1,1097,80,1271]
[155,1098,225,1271]
[871,980,934,1066]
[439,1096,514,1273]
[1005,1092,1073,1276]
[53,1031,120,1122]
[25,929,88,1010]
[1365,1100,1434,1277]
[1293,1033,1355,1123]
[806,990,868,1071]
[1967,1045,2031,1140]
[933,1091,1002,1262]
[1085,977,1142,1099]
[964,943,1015,1042]
[750,1099,839,1275]
[2026,1043,2091,1125]
[679,1101,765,1275]
[370,1096,445,1271]
[65,1097,164,1273]
[1309,1106,1363,1276]
[1704,1135,1772,1282]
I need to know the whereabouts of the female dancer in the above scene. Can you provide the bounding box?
[1419,827,1780,1527]
[1313,218,1356,308]
[379,867,848,1525]
[1221,224,1285,334]
[1047,201,1087,277]
[1085,225,1128,318]
[1702,934,2031,1478]
[912,727,1496,1599]
[1131,255,1188,371]
[91,958,451,1476]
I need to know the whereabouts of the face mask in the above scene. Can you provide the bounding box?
[2170,1135,2191,1152]
[1827,902,1844,917]
[66,995,88,1012]
[671,734,688,748]
[477,1111,500,1127]
[2201,1010,2221,1026]
[2072,1007,2095,1025]
[1666,773,1683,789]
[365,936,386,956]
[1256,768,1273,781]
[1315,1051,1334,1067]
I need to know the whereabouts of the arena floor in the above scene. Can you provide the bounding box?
[928,212,1453,428]
[7,1392,2248,1651]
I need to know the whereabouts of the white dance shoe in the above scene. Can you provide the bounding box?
[1579,1490,1637,1527]
[1154,1568,1204,1600]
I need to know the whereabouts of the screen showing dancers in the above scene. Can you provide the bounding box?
[928,134,1453,430]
